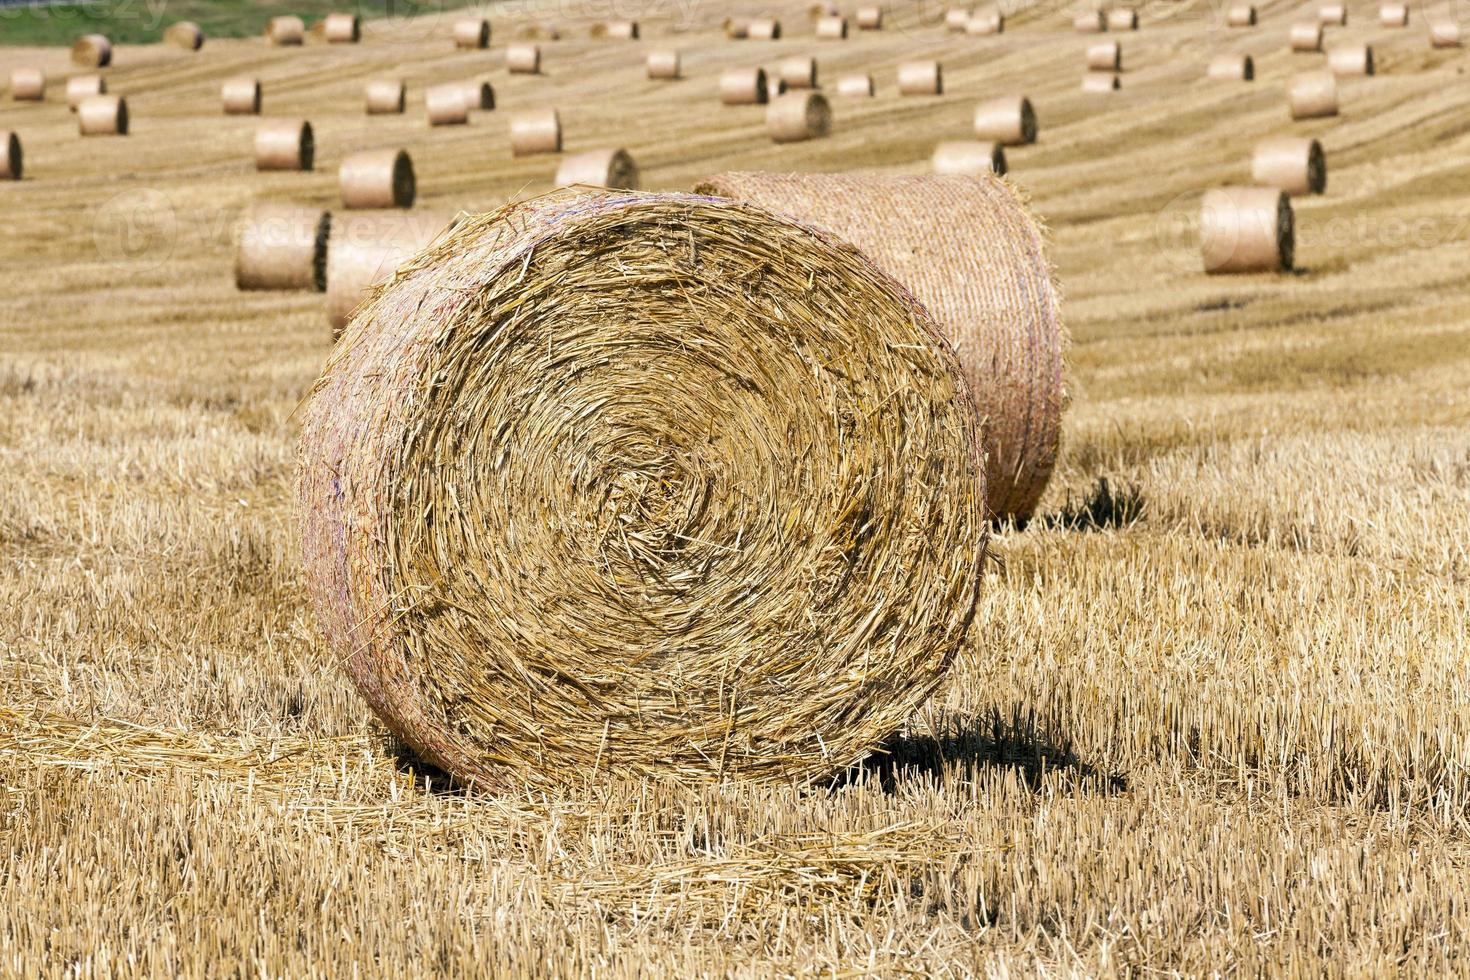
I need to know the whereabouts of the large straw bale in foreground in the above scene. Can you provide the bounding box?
[298,191,987,789]
[325,210,458,334]
[694,173,1064,522]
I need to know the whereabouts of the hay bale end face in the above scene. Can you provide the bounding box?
[1087,41,1121,71]
[1201,186,1293,273]
[426,84,470,126]
[779,56,818,89]
[555,147,639,189]
[1,131,21,180]
[1380,2,1408,26]
[78,95,127,136]
[1074,11,1106,32]
[255,119,314,171]
[453,18,491,49]
[766,91,832,142]
[1252,136,1326,196]
[163,21,204,50]
[1227,5,1257,26]
[720,67,770,104]
[836,73,875,97]
[507,44,542,74]
[66,75,106,112]
[268,16,306,46]
[1289,70,1339,119]
[325,210,458,335]
[856,6,883,29]
[366,79,406,114]
[323,13,362,43]
[71,35,112,68]
[1290,22,1324,52]
[509,110,562,156]
[973,96,1037,145]
[932,140,1006,176]
[1327,44,1374,76]
[10,69,46,101]
[816,15,849,38]
[898,61,943,95]
[1082,71,1120,92]
[297,191,987,791]
[235,202,330,291]
[340,149,416,208]
[647,50,681,80]
[223,78,262,115]
[1208,53,1254,81]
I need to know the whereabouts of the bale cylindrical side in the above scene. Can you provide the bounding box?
[71,35,112,68]
[1081,71,1120,91]
[1200,186,1293,273]
[856,6,883,29]
[720,67,770,104]
[1207,53,1254,80]
[898,60,943,95]
[816,15,849,38]
[323,13,362,43]
[223,77,262,115]
[340,149,416,208]
[748,17,782,39]
[1226,5,1256,26]
[1106,8,1138,30]
[1251,137,1326,196]
[325,210,458,335]
[766,91,832,142]
[1380,3,1408,26]
[1289,22,1324,51]
[462,81,495,110]
[453,18,490,49]
[507,43,541,74]
[973,96,1037,145]
[10,69,45,101]
[66,74,106,112]
[163,21,204,50]
[509,110,562,155]
[1,131,21,180]
[366,79,406,114]
[78,95,127,135]
[779,56,818,89]
[255,118,314,171]
[1288,70,1339,118]
[1430,21,1461,46]
[1074,11,1106,32]
[1327,44,1374,76]
[966,11,1004,34]
[691,172,1065,522]
[426,84,469,126]
[836,73,875,97]
[1318,3,1347,25]
[1087,41,1121,70]
[647,50,681,80]
[298,191,988,791]
[268,16,305,45]
[932,141,1007,176]
[555,147,639,189]
[235,202,331,291]
[945,7,972,31]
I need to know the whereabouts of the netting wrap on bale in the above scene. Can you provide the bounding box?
[297,190,988,790]
[693,172,1065,522]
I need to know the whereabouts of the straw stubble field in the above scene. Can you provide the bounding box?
[2,0,1469,974]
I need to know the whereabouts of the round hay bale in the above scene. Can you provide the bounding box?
[366,79,406,115]
[507,43,541,74]
[462,81,495,111]
[748,17,782,39]
[297,191,987,791]
[163,21,204,50]
[222,77,261,115]
[1086,41,1121,71]
[856,6,883,29]
[1106,8,1138,30]
[323,13,361,43]
[1207,53,1254,80]
[555,147,639,189]
[510,109,562,156]
[1318,3,1347,25]
[1290,22,1323,52]
[1252,136,1325,196]
[255,118,314,171]
[779,56,818,90]
[267,16,305,46]
[1,131,21,180]
[78,94,126,136]
[425,84,469,126]
[945,7,972,31]
[1226,5,1256,27]
[71,35,112,68]
[816,15,849,38]
[836,73,875,97]
[966,11,1004,34]
[1289,70,1338,118]
[1380,3,1408,26]
[10,69,45,102]
[647,50,681,80]
[809,0,841,17]
[766,74,789,101]
[518,23,561,40]
[766,91,831,142]
[65,75,106,112]
[724,17,751,39]
[453,18,490,49]
[932,140,1006,176]
[973,96,1036,145]
[1081,71,1120,92]
[1074,11,1106,32]
[720,67,770,104]
[1328,44,1374,76]
[1200,186,1293,273]
[692,172,1064,522]
[340,149,415,209]
[898,60,943,95]
[1430,21,1461,46]
[325,210,458,336]
[593,19,639,39]
[235,202,330,291]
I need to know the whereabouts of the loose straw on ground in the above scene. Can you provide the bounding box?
[10,69,45,101]
[721,68,770,104]
[454,18,490,48]
[1328,44,1374,75]
[933,141,1006,175]
[164,21,204,50]
[555,148,639,189]
[268,16,305,45]
[836,73,874,97]
[1289,70,1338,118]
[1227,5,1256,26]
[297,190,987,790]
[898,61,943,95]
[1,131,20,180]
[507,44,541,74]
[1208,54,1254,80]
[78,95,126,135]
[72,35,111,68]
[255,119,314,171]
[1252,137,1325,195]
[325,210,457,335]
[340,149,415,208]
[223,77,261,114]
[692,172,1066,522]
[426,84,469,126]
[366,79,405,114]
[66,75,105,112]
[973,96,1036,145]
[1201,187,1293,273]
[767,91,831,142]
[323,13,361,43]
[647,51,681,80]
[510,110,561,155]
[235,202,330,290]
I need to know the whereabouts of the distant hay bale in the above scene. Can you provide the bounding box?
[691,172,1065,521]
[325,210,458,335]
[932,140,1006,175]
[1087,41,1121,71]
[766,91,831,142]
[234,202,330,291]
[255,118,314,171]
[71,34,112,68]
[1318,3,1347,25]
[453,18,490,49]
[507,43,541,74]
[222,77,262,115]
[10,69,45,101]
[1380,3,1408,26]
[462,81,495,110]
[1251,136,1326,196]
[724,17,751,38]
[1430,21,1461,46]
[749,17,782,39]
[426,84,470,126]
[518,23,561,40]
[592,20,639,39]
[973,96,1036,145]
[510,109,562,155]
[1289,70,1338,118]
[856,6,884,29]
[966,11,1004,34]
[1081,71,1120,91]
[65,75,105,112]
[323,13,362,43]
[163,21,204,50]
[1290,22,1323,52]
[945,7,972,31]
[1226,5,1256,26]
[720,67,770,104]
[766,74,789,101]
[1106,9,1138,30]
[365,79,406,114]
[555,147,639,189]
[1207,53,1254,80]
[340,149,415,208]
[1200,186,1293,273]
[809,0,841,17]
[1,131,20,180]
[779,56,818,89]
[78,95,127,135]
[646,50,681,80]
[816,15,849,38]
[836,73,875,97]
[1328,44,1374,75]
[1074,11,1105,32]
[267,16,305,46]
[898,60,943,95]
[297,191,987,790]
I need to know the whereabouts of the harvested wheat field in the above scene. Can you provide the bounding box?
[2,0,1469,975]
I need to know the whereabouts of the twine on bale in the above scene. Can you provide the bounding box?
[1087,41,1121,71]
[1082,71,1120,91]
[66,75,105,112]
[323,13,362,43]
[453,18,490,49]
[1289,70,1338,119]
[720,67,770,104]
[692,172,1066,522]
[255,119,314,171]
[816,15,849,38]
[1227,5,1256,26]
[72,35,112,68]
[507,44,541,74]
[325,210,458,335]
[973,96,1036,146]
[510,110,562,156]
[297,190,987,791]
[426,84,470,126]
[647,50,681,80]
[1,131,20,180]
[766,91,831,142]
[856,6,883,29]
[836,73,875,97]
[555,147,639,189]
[235,202,330,291]
[1200,186,1293,273]
[932,141,1006,175]
[366,79,406,114]
[779,57,818,90]
[340,149,415,208]
[222,77,261,114]
[1208,53,1254,80]
[10,69,45,101]
[164,21,204,50]
[1252,136,1325,196]
[1327,44,1374,76]
[1290,22,1323,52]
[268,16,305,45]
[78,95,126,135]
[1380,3,1408,26]
[898,61,943,95]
